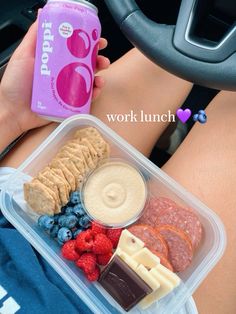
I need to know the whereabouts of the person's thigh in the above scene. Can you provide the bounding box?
[1,48,192,167]
[163,91,236,314]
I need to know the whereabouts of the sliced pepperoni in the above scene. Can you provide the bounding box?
[156,206,202,250]
[156,225,193,272]
[139,197,177,227]
[128,224,168,257]
[150,250,174,272]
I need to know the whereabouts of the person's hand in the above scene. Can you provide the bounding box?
[0,13,110,136]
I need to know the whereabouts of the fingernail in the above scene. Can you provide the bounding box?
[105,57,111,65]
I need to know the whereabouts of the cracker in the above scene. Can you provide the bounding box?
[71,138,101,164]
[57,149,88,174]
[51,168,71,192]
[24,180,55,215]
[54,157,83,189]
[40,169,69,206]
[61,144,95,171]
[32,178,59,211]
[66,138,99,165]
[50,159,76,191]
[79,144,96,169]
[76,138,99,165]
[37,173,61,206]
[65,142,97,170]
[74,127,110,159]
[52,169,70,199]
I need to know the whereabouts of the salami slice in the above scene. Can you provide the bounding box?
[139,197,177,227]
[156,206,202,250]
[156,225,193,272]
[150,250,174,272]
[128,224,168,257]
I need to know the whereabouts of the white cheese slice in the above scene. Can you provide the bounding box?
[117,230,144,255]
[139,269,174,309]
[115,248,139,271]
[132,248,160,269]
[155,264,181,287]
[136,265,160,291]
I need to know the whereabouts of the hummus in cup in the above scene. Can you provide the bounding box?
[81,160,147,227]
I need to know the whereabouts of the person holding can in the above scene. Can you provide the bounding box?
[0,7,236,314]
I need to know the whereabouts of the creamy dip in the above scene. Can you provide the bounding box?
[83,161,147,226]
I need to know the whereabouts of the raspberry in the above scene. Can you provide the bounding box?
[106,229,123,248]
[75,229,94,252]
[91,222,107,236]
[97,252,113,266]
[86,266,100,282]
[93,233,113,255]
[76,253,97,274]
[61,240,80,261]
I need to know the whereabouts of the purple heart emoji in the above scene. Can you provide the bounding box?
[176,108,192,124]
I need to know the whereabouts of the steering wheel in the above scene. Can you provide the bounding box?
[104,0,236,91]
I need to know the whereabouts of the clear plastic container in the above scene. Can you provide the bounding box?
[0,115,226,314]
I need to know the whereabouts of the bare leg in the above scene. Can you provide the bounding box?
[0,48,192,167]
[92,49,192,155]
[163,91,236,314]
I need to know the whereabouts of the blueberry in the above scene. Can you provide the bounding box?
[57,227,72,243]
[38,215,46,228]
[79,215,91,228]
[58,215,67,227]
[73,228,83,239]
[38,215,54,231]
[64,215,78,229]
[57,239,64,246]
[60,206,67,214]
[198,110,206,116]
[50,225,60,238]
[73,204,85,217]
[65,206,74,215]
[193,114,199,122]
[198,113,207,124]
[53,214,61,224]
[70,191,81,205]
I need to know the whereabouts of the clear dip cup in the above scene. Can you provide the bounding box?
[80,158,148,228]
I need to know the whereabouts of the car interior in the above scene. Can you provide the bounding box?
[1,0,235,166]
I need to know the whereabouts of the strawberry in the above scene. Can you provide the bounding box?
[61,240,80,261]
[75,229,94,252]
[97,252,113,266]
[106,228,123,248]
[93,233,113,255]
[86,266,100,282]
[91,222,107,236]
[76,253,97,274]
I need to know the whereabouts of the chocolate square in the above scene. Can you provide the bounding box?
[99,256,152,312]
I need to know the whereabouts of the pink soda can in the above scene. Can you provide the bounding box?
[31,0,101,121]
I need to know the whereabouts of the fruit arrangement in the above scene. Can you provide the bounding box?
[62,224,122,281]
[37,192,123,282]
